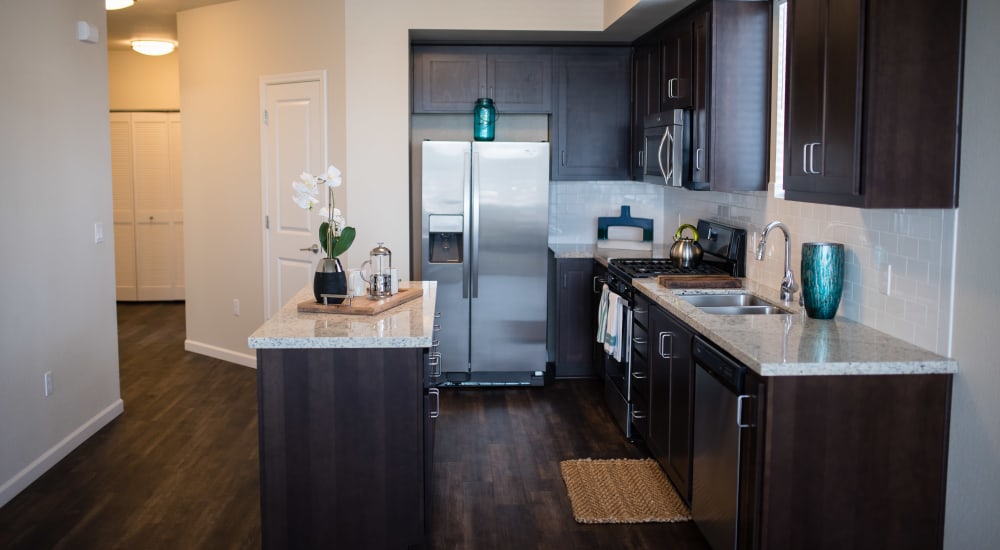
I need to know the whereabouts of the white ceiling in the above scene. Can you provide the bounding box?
[107,0,693,51]
[105,0,233,50]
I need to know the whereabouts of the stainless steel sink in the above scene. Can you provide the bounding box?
[678,293,792,315]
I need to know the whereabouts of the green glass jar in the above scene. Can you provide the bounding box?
[473,98,496,141]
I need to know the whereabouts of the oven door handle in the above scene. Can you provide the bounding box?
[624,304,633,365]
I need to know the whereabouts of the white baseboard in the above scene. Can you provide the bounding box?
[184,339,257,369]
[0,399,124,508]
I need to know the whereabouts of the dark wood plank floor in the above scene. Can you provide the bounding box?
[0,302,709,550]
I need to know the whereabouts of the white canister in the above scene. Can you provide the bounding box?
[390,268,399,294]
[348,268,365,296]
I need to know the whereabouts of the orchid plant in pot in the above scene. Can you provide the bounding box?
[292,165,356,304]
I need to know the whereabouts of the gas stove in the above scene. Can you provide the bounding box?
[608,258,728,280]
[606,220,747,285]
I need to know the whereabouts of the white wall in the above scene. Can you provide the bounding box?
[0,0,123,507]
[944,0,1000,546]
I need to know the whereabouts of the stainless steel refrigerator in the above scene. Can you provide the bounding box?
[421,141,550,386]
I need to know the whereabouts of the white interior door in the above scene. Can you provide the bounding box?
[261,72,326,318]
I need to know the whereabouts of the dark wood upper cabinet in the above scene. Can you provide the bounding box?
[634,0,770,192]
[552,47,631,181]
[660,17,694,111]
[412,46,552,113]
[783,0,965,208]
[631,42,661,177]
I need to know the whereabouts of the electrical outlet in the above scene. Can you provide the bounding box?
[879,264,892,296]
[232,299,240,316]
[44,371,53,397]
[94,222,104,243]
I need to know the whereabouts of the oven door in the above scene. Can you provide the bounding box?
[602,290,634,439]
[643,110,689,187]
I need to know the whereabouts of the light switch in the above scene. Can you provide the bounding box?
[94,222,104,244]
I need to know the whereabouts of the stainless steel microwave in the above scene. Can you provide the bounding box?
[643,109,691,187]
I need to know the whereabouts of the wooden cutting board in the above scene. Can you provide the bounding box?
[657,274,743,289]
[296,286,423,315]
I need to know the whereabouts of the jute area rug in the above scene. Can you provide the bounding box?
[560,458,691,524]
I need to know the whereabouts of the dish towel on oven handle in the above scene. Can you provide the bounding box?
[605,293,624,362]
[597,283,610,345]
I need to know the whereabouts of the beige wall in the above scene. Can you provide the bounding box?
[945,0,1000,546]
[107,49,180,110]
[0,0,122,506]
[177,0,347,365]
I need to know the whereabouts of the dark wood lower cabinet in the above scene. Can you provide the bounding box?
[256,347,429,549]
[749,373,952,550]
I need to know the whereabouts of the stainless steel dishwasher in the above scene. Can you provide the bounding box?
[691,336,752,550]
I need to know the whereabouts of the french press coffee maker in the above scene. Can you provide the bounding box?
[360,242,393,298]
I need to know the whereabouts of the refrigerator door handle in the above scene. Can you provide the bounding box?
[462,151,472,299]
[470,151,480,299]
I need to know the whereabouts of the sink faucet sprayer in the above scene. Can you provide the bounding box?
[757,221,798,303]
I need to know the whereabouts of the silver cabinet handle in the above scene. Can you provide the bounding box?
[433,323,441,331]
[638,149,644,168]
[658,331,673,359]
[737,394,754,428]
[429,388,441,418]
[668,77,678,99]
[299,244,320,253]
[631,370,648,380]
[631,409,647,420]
[592,276,606,294]
[428,352,442,378]
[560,150,567,166]
[632,337,647,345]
[803,142,821,174]
[434,312,442,318]
[634,308,647,315]
[695,147,703,171]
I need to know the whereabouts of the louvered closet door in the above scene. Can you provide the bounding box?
[132,112,184,301]
[110,113,137,301]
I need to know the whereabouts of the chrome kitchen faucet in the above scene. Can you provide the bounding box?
[757,220,798,303]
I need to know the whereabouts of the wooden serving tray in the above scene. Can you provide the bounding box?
[296,286,423,315]
[657,274,743,289]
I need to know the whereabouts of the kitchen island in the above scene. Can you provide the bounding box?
[248,282,438,550]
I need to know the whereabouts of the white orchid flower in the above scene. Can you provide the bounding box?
[292,179,318,196]
[292,192,319,210]
[318,206,329,219]
[332,208,345,229]
[299,171,316,184]
[325,165,343,187]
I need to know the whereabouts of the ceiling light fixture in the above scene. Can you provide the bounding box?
[131,40,177,56]
[106,0,135,9]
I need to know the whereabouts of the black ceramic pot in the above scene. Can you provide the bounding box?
[313,257,347,304]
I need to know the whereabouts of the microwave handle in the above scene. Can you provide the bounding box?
[658,126,671,186]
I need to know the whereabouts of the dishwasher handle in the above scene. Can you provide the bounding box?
[737,395,755,428]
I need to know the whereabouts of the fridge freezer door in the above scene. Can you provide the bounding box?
[422,141,472,372]
[469,142,550,373]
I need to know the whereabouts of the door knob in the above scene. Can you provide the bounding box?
[299,244,320,253]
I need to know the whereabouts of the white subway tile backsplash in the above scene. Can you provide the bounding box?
[549,180,955,355]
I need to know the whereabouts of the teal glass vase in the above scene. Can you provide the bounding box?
[800,242,845,319]
[473,98,496,141]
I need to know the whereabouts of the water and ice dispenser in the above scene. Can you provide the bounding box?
[427,214,463,263]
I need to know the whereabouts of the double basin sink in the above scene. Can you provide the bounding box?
[678,293,793,315]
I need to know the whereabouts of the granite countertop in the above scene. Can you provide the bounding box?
[248,281,437,349]
[633,279,957,377]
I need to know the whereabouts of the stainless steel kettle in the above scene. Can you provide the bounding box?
[670,224,703,268]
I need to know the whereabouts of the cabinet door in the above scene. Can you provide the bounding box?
[554,258,597,378]
[489,50,552,113]
[783,0,863,202]
[412,49,487,113]
[690,9,710,186]
[660,19,693,111]
[552,48,631,180]
[650,304,695,504]
[631,42,661,178]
